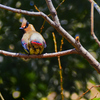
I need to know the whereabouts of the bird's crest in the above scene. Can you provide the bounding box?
[20,17,36,32]
[21,18,28,29]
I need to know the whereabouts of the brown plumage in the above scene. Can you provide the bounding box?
[20,18,46,54]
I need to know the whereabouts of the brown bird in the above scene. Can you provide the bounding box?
[19,18,46,54]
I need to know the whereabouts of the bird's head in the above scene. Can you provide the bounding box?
[19,18,36,33]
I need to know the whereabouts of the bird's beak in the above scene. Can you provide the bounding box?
[19,27,23,30]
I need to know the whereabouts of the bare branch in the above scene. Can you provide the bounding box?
[0,4,55,27]
[52,32,64,100]
[89,0,100,14]
[54,26,100,73]
[77,85,100,100]
[90,0,100,46]
[45,0,100,73]
[0,92,4,100]
[0,49,78,59]
[92,33,100,46]
[0,3,100,73]
[91,1,94,35]
[45,0,60,25]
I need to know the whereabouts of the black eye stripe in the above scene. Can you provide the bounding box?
[25,22,29,28]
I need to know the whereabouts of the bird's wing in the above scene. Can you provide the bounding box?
[30,32,47,48]
[31,40,43,46]
[43,41,47,48]
[21,39,29,54]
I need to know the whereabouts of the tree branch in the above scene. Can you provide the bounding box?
[89,0,100,14]
[89,0,100,46]
[0,4,55,27]
[0,3,100,73]
[45,0,60,25]
[45,0,100,73]
[0,49,78,59]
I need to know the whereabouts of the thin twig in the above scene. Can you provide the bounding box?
[33,4,44,33]
[52,32,64,100]
[89,0,100,14]
[91,1,94,35]
[77,85,100,100]
[90,0,100,46]
[56,0,65,10]
[60,37,64,51]
[0,93,4,100]
[92,33,100,46]
[58,56,64,100]
[34,5,40,12]
[59,37,64,100]
[91,93,98,100]
[40,20,46,33]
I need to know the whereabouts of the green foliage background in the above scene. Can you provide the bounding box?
[0,0,100,100]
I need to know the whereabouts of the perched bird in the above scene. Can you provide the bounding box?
[19,18,46,55]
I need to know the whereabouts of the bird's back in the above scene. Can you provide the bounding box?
[20,18,46,54]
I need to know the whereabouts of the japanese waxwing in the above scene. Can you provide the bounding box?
[19,18,46,54]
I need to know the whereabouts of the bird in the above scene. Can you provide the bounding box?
[19,18,46,55]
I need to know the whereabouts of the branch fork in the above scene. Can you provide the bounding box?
[0,1,100,73]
